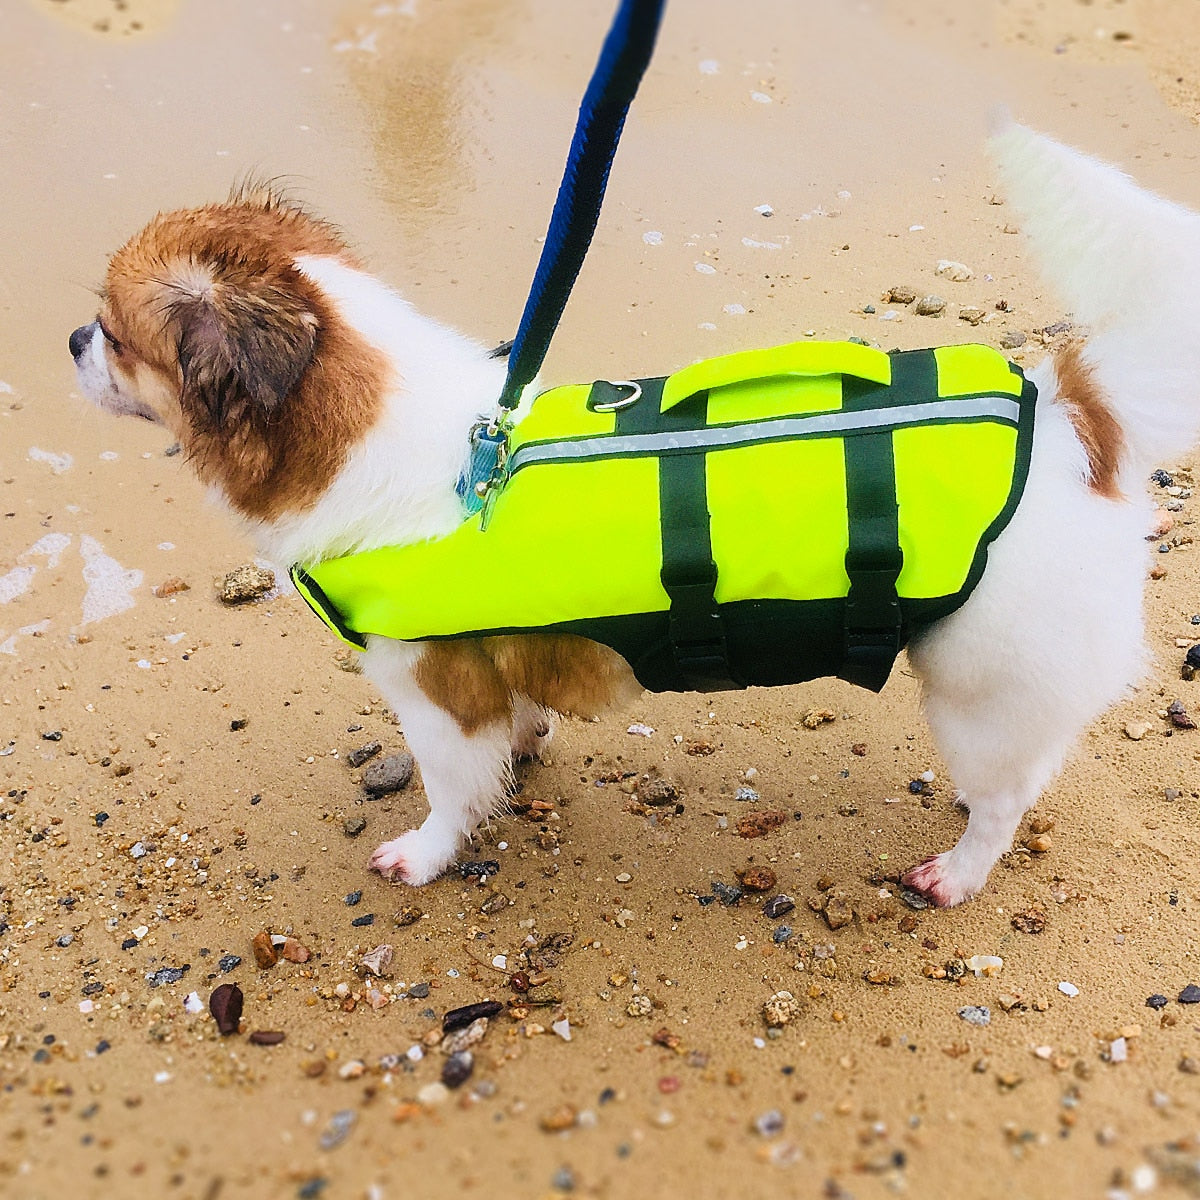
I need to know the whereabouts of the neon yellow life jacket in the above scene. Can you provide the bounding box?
[292,340,1036,692]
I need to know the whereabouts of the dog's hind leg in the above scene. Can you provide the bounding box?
[362,637,513,886]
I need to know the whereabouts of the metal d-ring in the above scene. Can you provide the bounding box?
[590,379,643,413]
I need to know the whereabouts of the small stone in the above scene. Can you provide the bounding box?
[319,1110,356,1150]
[884,285,917,305]
[737,866,777,892]
[958,1006,991,1027]
[1180,1056,1200,1074]
[958,307,986,326]
[209,983,243,1035]
[251,931,277,969]
[999,330,1027,349]
[626,995,653,1018]
[351,914,375,928]
[458,859,501,880]
[1011,908,1047,934]
[417,1082,450,1107]
[822,892,854,931]
[480,892,510,914]
[735,810,789,838]
[441,1051,474,1089]
[1168,699,1197,730]
[1028,815,1054,835]
[443,1000,503,1032]
[337,1059,366,1080]
[1178,984,1200,1004]
[146,965,189,988]
[1124,721,1152,741]
[763,894,795,920]
[359,945,393,977]
[1146,994,1169,1010]
[734,786,761,802]
[935,259,973,282]
[637,777,679,806]
[345,741,382,769]
[343,816,367,838]
[394,906,422,927]
[772,925,793,944]
[219,564,274,604]
[362,753,415,797]
[1109,1037,1128,1064]
[152,577,189,598]
[248,1030,286,1046]
[1058,981,1080,997]
[280,938,311,964]
[540,1104,578,1132]
[900,888,931,911]
[762,990,802,1028]
[914,295,946,316]
[754,1109,786,1137]
[345,891,362,907]
[710,880,744,906]
[1025,833,1053,853]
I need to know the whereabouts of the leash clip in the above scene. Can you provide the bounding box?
[458,416,512,528]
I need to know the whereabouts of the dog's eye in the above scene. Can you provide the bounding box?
[98,320,122,353]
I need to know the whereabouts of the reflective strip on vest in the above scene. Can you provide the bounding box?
[291,340,1036,693]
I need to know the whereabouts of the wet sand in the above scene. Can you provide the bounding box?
[5,1,1200,1196]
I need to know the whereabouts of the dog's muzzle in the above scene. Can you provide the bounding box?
[70,321,99,360]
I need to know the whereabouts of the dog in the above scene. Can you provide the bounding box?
[69,121,1200,905]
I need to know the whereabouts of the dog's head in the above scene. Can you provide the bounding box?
[71,186,386,520]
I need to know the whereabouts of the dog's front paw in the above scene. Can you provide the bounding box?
[901,853,981,908]
[369,830,455,887]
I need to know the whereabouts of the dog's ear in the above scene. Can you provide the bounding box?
[168,265,318,430]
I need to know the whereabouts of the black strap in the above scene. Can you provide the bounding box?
[836,352,938,690]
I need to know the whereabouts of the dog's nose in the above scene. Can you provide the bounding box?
[69,322,97,360]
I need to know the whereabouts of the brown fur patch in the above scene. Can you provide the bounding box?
[99,192,388,520]
[1056,341,1124,500]
[414,636,640,736]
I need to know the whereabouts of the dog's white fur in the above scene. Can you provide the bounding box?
[72,123,1200,903]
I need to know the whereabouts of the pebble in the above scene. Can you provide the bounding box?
[763,894,795,920]
[337,1060,366,1079]
[821,893,854,931]
[362,753,415,797]
[958,307,986,326]
[345,891,362,906]
[900,889,931,911]
[638,777,679,806]
[755,1109,786,1137]
[1124,721,1152,741]
[152,577,190,598]
[552,1019,572,1042]
[351,914,375,928]
[444,1001,503,1033]
[772,925,793,944]
[884,285,917,305]
[735,786,760,802]
[914,295,946,316]
[1058,981,1080,997]
[441,1051,475,1089]
[1146,994,1169,1010]
[209,983,243,1035]
[540,1104,578,1132]
[219,563,275,604]
[218,954,241,973]
[1109,1037,1128,1064]
[958,1006,991,1027]
[359,945,393,977]
[965,955,1003,977]
[1025,833,1053,853]
[417,1082,450,1107]
[999,330,1027,349]
[737,866,777,892]
[146,966,189,988]
[762,990,802,1028]
[1178,984,1200,1004]
[183,991,204,1014]
[319,1110,356,1150]
[710,880,744,906]
[459,860,501,879]
[251,931,278,969]
[248,1030,285,1046]
[935,259,973,282]
[280,938,311,964]
[735,810,789,838]
[343,816,367,838]
[345,741,382,769]
[1010,908,1047,934]
[551,1166,576,1192]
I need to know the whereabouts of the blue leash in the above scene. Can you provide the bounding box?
[461,0,667,517]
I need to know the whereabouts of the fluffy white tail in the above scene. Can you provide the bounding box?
[990,120,1200,469]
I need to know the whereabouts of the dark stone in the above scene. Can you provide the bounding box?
[345,891,362,907]
[1146,994,1169,1010]
[41,731,62,742]
[146,965,189,988]
[441,1050,474,1089]
[1152,469,1175,488]
[1187,645,1200,671]
[362,753,414,797]
[248,1030,286,1046]
[218,954,241,973]
[1179,984,1200,1004]
[346,741,382,769]
[408,982,431,999]
[459,860,501,879]
[772,925,794,944]
[93,812,109,827]
[230,718,248,731]
[763,894,795,920]
[81,981,103,996]
[443,1000,503,1033]
[710,880,743,907]
[95,1040,110,1054]
[343,816,367,838]
[350,914,375,928]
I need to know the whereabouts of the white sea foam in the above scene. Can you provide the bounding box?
[28,447,74,474]
[79,535,143,625]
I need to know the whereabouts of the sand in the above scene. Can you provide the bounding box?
[4,0,1200,1196]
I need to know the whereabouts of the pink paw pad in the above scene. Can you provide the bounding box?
[900,856,958,908]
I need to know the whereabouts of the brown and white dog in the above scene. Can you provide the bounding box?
[70,122,1200,905]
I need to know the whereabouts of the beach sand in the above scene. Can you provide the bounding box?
[4,1,1200,1196]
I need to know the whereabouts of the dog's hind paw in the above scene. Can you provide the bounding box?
[901,853,981,908]
[369,830,454,887]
